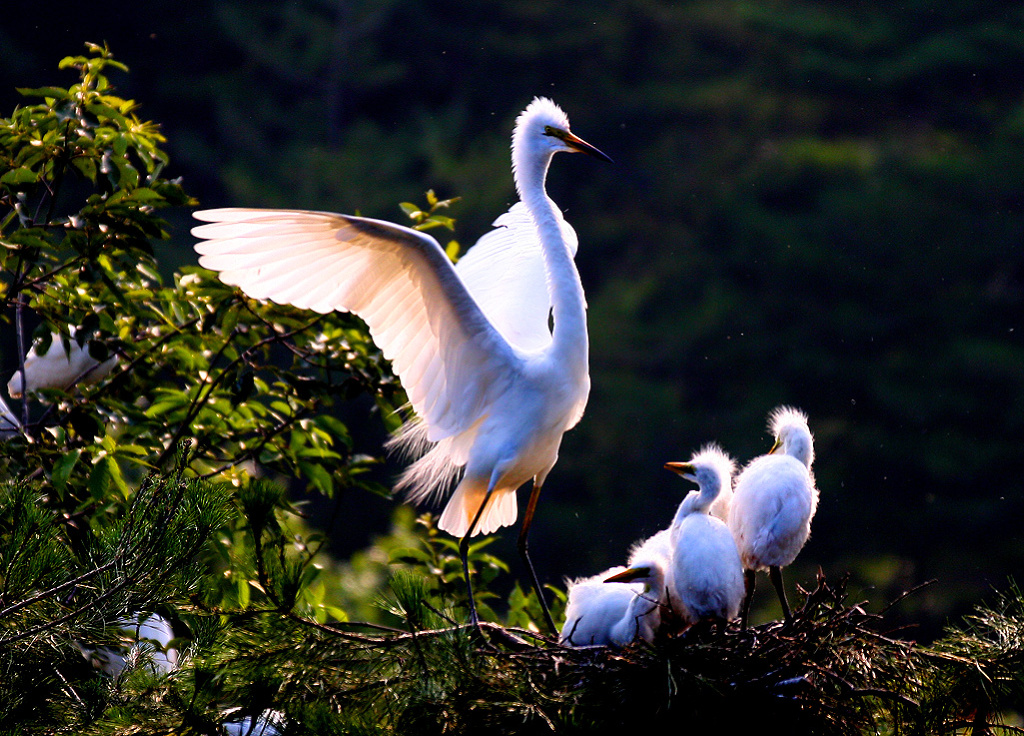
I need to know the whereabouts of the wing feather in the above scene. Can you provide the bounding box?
[193,208,516,439]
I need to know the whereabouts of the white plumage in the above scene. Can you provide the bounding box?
[0,395,19,438]
[730,406,819,625]
[78,613,178,678]
[192,98,609,627]
[7,331,117,399]
[560,566,637,646]
[664,445,745,627]
[560,556,666,648]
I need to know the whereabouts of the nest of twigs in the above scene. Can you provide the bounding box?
[207,572,1023,735]
[428,571,917,735]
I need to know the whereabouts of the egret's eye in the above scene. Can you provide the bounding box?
[543,125,565,139]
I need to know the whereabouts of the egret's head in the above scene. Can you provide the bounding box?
[665,443,735,499]
[513,97,612,162]
[767,405,814,468]
[604,561,664,593]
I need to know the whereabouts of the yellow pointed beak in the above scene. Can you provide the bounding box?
[604,566,650,584]
[562,131,613,162]
[768,437,782,454]
[664,461,695,477]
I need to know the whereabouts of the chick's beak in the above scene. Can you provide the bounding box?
[604,566,650,584]
[664,461,694,477]
[562,131,613,163]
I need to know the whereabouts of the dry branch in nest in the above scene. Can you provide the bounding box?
[202,572,1024,735]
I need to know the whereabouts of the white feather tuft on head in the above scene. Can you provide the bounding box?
[767,405,814,468]
[688,443,736,486]
[515,97,570,136]
[768,406,809,436]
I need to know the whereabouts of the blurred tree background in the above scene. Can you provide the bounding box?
[1,0,1022,642]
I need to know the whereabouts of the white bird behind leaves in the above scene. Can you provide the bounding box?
[192,97,608,544]
[0,395,19,438]
[7,331,117,399]
[78,612,177,678]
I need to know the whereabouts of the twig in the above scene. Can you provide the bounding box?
[0,559,120,621]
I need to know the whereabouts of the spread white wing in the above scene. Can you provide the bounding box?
[455,201,579,353]
[192,208,517,442]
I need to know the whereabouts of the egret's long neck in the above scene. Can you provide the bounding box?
[514,146,588,373]
[785,431,814,468]
[671,482,719,528]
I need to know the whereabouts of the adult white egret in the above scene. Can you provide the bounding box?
[7,331,118,398]
[729,406,819,627]
[664,445,745,629]
[191,98,610,629]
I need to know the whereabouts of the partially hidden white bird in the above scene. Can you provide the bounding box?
[560,566,636,646]
[663,445,745,629]
[223,710,286,736]
[78,612,178,678]
[560,556,665,648]
[729,406,819,627]
[563,527,671,646]
[0,395,19,439]
[191,97,610,629]
[7,331,118,399]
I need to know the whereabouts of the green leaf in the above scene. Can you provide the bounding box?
[52,450,82,493]
[236,576,251,608]
[125,187,165,202]
[445,240,461,261]
[428,215,456,229]
[87,457,112,501]
[15,86,71,100]
[106,455,130,499]
[298,461,334,496]
[389,547,432,565]
[71,157,98,182]
[1,167,39,186]
[324,605,348,622]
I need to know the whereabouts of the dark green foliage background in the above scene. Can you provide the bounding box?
[1,0,1022,639]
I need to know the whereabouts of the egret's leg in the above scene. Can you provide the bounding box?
[459,483,499,627]
[769,566,792,624]
[740,569,756,630]
[517,482,557,634]
[714,617,726,641]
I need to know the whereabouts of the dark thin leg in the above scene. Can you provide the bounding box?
[740,569,756,631]
[459,484,498,627]
[770,565,792,624]
[518,482,556,634]
[715,617,726,642]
